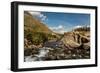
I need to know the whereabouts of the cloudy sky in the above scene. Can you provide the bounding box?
[28,11,90,34]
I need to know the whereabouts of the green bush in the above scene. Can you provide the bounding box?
[32,32,48,45]
[24,28,59,45]
[25,31,48,45]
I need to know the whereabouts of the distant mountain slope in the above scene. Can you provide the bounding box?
[24,11,60,49]
[24,11,52,34]
[74,26,90,31]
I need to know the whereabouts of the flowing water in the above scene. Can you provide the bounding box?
[24,47,50,62]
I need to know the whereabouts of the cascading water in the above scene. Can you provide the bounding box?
[24,47,50,62]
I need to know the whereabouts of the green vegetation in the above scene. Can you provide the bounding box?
[25,31,60,45]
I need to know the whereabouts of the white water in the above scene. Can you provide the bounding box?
[25,47,50,62]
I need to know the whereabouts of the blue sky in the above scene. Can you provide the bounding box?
[29,11,90,33]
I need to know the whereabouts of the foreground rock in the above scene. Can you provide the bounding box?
[24,45,90,62]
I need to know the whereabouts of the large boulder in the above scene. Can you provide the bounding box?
[82,42,90,50]
[61,31,90,50]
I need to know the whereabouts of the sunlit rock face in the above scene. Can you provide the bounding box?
[61,29,90,50]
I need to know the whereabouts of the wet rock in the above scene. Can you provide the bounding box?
[24,49,32,56]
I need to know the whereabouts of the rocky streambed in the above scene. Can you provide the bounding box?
[24,41,90,62]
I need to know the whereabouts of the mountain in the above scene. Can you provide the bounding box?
[24,11,52,34]
[73,26,90,31]
[24,11,60,49]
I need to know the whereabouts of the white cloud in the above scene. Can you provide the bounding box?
[74,25,83,29]
[50,25,65,34]
[41,16,47,21]
[29,11,47,21]
[29,11,41,17]
[50,25,63,30]
[58,25,63,29]
[86,25,90,27]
